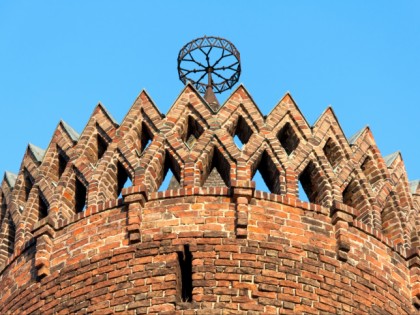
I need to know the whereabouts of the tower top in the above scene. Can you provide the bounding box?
[177,36,241,110]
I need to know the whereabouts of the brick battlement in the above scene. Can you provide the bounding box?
[0,84,419,314]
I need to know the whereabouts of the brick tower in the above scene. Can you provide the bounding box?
[0,37,419,314]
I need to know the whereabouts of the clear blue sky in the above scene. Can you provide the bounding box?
[0,1,419,184]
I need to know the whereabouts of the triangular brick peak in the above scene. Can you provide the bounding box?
[218,84,264,129]
[348,125,370,145]
[28,144,45,164]
[312,107,350,150]
[384,151,402,168]
[164,84,214,133]
[4,172,17,189]
[96,102,119,127]
[72,103,118,165]
[60,120,79,143]
[410,180,420,195]
[119,89,163,136]
[266,92,311,135]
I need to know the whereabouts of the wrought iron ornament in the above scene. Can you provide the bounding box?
[178,36,241,94]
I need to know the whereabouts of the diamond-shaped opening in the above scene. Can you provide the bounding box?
[184,116,204,149]
[97,134,108,161]
[278,122,299,156]
[140,122,154,153]
[298,162,318,204]
[23,169,34,202]
[252,151,281,194]
[323,138,342,170]
[116,162,132,199]
[6,214,15,256]
[202,148,230,188]
[38,192,49,220]
[233,116,253,150]
[158,151,181,191]
[75,177,87,213]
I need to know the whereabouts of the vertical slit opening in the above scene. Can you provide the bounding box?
[177,244,193,302]
[97,134,108,160]
[58,152,67,179]
[1,193,6,224]
[75,177,87,213]
[23,169,34,201]
[298,162,317,203]
[184,116,203,149]
[38,193,49,220]
[278,122,299,156]
[202,149,230,188]
[158,152,181,191]
[117,162,132,198]
[252,151,281,194]
[140,122,153,153]
[7,214,15,256]
[323,138,341,170]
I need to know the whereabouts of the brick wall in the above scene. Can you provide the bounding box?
[0,84,419,314]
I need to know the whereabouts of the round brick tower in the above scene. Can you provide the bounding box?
[0,83,419,314]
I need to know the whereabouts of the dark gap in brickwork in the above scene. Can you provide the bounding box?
[381,195,400,237]
[140,122,153,153]
[298,162,317,204]
[184,116,203,148]
[38,193,49,220]
[361,156,380,188]
[57,148,71,181]
[323,138,341,169]
[23,169,34,202]
[58,151,68,180]
[75,177,87,213]
[117,162,132,198]
[252,151,281,194]
[343,180,361,210]
[177,245,193,302]
[97,134,108,161]
[233,116,253,149]
[159,152,181,191]
[278,122,299,155]
[1,193,6,224]
[7,214,15,256]
[203,149,230,187]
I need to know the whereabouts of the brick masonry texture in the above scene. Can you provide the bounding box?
[0,83,419,314]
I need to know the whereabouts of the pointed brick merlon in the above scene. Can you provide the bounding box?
[4,171,17,188]
[384,151,402,167]
[60,120,80,143]
[28,143,45,163]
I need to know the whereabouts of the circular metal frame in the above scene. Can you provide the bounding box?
[177,36,241,94]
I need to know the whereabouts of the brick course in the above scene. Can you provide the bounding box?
[0,84,419,314]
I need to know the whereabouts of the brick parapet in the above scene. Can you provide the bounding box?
[0,193,418,314]
[0,84,418,313]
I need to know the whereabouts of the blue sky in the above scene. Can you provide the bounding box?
[0,1,419,185]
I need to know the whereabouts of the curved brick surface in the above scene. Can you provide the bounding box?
[0,84,419,314]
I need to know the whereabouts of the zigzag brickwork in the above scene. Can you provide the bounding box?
[0,83,419,314]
